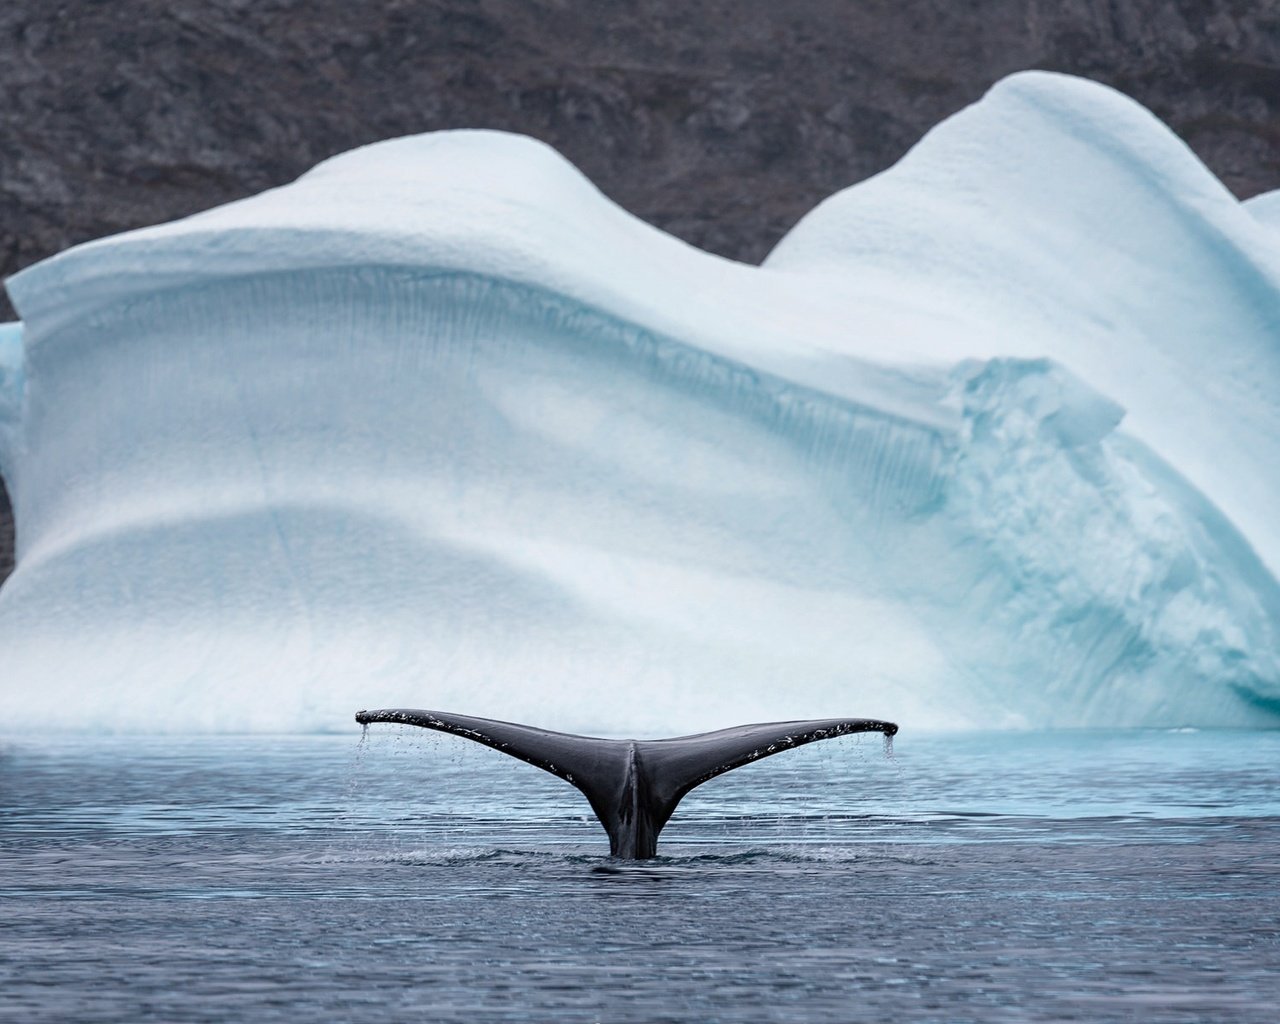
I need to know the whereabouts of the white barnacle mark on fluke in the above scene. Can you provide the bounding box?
[353,708,898,858]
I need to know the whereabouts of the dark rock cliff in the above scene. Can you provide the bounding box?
[1,0,1278,580]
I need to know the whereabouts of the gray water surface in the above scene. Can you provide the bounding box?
[2,729,1278,1022]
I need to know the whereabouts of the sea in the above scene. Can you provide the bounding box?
[2,726,1277,1022]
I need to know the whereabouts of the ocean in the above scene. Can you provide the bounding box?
[2,727,1277,1022]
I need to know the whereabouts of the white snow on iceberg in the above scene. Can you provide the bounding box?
[1,71,1278,733]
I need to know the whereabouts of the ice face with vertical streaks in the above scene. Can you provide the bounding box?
[0,71,1278,733]
[0,322,22,489]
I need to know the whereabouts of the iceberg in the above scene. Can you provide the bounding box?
[1,71,1278,733]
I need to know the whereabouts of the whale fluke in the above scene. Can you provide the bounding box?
[354,708,898,859]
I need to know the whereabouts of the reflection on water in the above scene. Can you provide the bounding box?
[2,729,1278,1021]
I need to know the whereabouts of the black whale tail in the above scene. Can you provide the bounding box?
[354,709,898,859]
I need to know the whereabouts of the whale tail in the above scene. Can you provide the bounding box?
[354,709,898,858]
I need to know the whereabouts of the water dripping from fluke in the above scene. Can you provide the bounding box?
[353,708,899,859]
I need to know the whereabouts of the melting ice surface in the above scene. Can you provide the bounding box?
[0,71,1278,733]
